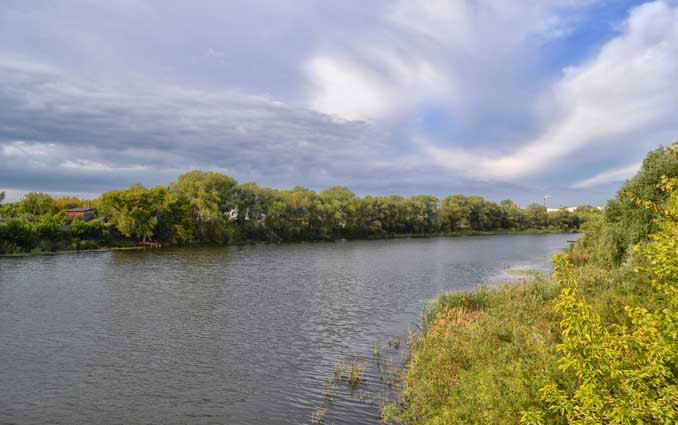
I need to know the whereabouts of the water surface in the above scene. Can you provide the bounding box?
[0,234,575,424]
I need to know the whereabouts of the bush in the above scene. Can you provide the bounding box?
[385,144,678,425]
[70,220,110,244]
[528,146,678,424]
[0,220,37,253]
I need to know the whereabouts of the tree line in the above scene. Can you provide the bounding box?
[0,171,592,254]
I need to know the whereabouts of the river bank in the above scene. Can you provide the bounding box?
[381,249,649,424]
[381,270,566,424]
[381,145,678,424]
[0,228,577,258]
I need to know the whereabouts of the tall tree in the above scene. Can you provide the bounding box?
[99,185,158,241]
[525,203,548,229]
[20,192,54,216]
[170,171,237,243]
[440,195,470,231]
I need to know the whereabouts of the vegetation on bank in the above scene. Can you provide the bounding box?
[382,144,678,424]
[1,173,593,255]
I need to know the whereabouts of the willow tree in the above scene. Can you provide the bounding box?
[99,184,158,241]
[170,171,238,243]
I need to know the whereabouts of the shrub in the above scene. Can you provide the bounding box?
[0,220,37,253]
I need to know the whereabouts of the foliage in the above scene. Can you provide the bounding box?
[170,170,236,243]
[70,220,110,244]
[1,171,588,254]
[51,196,83,211]
[529,251,678,424]
[19,192,53,216]
[98,184,192,243]
[0,219,38,253]
[382,278,564,425]
[525,203,549,229]
[99,184,160,241]
[581,145,678,266]
[384,143,678,425]
[526,145,678,424]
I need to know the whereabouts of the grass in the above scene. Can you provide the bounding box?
[333,359,347,384]
[312,357,372,423]
[331,358,367,388]
[0,244,146,258]
[348,359,368,388]
[362,228,578,242]
[382,260,634,424]
[503,268,544,278]
[311,407,326,424]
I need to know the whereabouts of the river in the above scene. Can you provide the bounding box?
[0,233,575,424]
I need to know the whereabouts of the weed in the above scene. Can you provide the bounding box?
[311,407,326,424]
[348,359,367,388]
[333,359,346,384]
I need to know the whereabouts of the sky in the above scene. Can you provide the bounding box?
[1,0,677,207]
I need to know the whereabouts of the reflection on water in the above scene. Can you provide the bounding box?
[0,234,575,424]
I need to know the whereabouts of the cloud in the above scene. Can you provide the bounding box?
[571,162,642,189]
[0,61,533,203]
[306,52,448,121]
[0,60,386,191]
[1,60,473,199]
[427,1,678,180]
[1,0,675,207]
[304,0,603,122]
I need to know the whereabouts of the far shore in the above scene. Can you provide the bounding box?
[0,228,578,258]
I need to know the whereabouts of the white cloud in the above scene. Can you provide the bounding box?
[387,0,591,47]
[0,60,413,194]
[428,1,678,180]
[571,162,642,189]
[1,141,55,158]
[305,52,448,121]
[1,0,675,206]
[304,0,603,122]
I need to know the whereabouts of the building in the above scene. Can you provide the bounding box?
[65,207,96,222]
[547,206,605,213]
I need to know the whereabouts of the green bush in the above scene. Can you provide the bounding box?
[0,220,37,253]
[384,144,678,425]
[70,219,110,244]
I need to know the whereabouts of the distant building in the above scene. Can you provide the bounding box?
[547,206,604,213]
[548,207,577,212]
[226,208,239,221]
[65,207,96,222]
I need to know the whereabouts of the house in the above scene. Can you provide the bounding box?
[548,206,577,213]
[65,207,96,222]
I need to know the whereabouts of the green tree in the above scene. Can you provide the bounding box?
[527,144,678,424]
[99,184,159,241]
[170,170,237,243]
[171,171,236,220]
[408,195,440,234]
[525,203,548,229]
[319,186,358,238]
[20,192,53,216]
[500,199,528,229]
[51,196,82,212]
[267,186,328,241]
[440,195,471,231]
[148,186,192,244]
[0,220,37,253]
[592,146,678,266]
